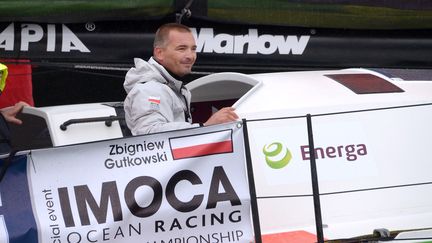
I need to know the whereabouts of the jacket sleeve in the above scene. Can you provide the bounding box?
[124,82,199,135]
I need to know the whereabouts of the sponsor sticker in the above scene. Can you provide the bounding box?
[248,118,378,186]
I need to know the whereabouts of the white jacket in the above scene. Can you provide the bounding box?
[123,57,199,135]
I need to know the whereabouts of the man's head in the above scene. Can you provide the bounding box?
[153,23,197,77]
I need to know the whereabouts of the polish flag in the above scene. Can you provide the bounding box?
[169,130,233,160]
[148,96,160,104]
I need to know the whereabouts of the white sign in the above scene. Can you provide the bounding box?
[24,122,253,243]
[249,118,377,186]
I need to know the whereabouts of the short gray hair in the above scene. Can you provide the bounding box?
[153,23,192,48]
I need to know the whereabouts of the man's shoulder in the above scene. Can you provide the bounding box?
[136,80,168,88]
[129,80,172,95]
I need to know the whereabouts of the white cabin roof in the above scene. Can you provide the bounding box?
[187,68,432,119]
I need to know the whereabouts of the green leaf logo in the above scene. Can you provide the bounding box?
[263,142,292,169]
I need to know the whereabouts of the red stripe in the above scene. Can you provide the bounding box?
[262,231,321,243]
[172,140,232,159]
[148,99,160,104]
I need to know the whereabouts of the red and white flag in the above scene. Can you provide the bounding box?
[169,130,233,160]
[148,96,160,104]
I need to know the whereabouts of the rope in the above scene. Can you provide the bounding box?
[176,0,194,23]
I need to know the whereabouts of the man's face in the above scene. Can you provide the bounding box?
[155,29,197,77]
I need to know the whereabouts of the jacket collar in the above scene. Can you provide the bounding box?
[149,57,183,93]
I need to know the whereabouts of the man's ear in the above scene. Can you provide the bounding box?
[153,47,163,62]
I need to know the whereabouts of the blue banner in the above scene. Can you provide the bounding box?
[0,155,38,243]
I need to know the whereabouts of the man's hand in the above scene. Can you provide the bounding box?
[204,107,239,126]
[1,101,29,125]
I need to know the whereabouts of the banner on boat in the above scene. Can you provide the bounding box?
[0,122,254,243]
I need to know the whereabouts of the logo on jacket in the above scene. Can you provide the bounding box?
[148,96,160,110]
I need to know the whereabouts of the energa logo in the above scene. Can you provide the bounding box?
[262,141,368,169]
[262,142,292,169]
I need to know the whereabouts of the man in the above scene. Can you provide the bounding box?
[124,23,238,135]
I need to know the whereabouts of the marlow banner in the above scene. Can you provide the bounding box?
[0,122,253,243]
